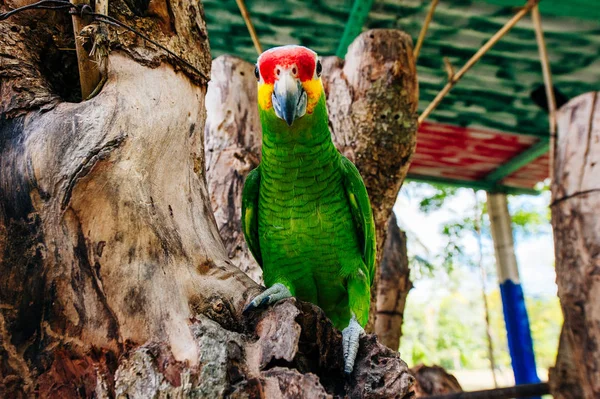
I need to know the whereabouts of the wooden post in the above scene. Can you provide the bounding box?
[487,193,540,392]
[70,0,102,99]
[550,91,600,399]
[96,0,109,15]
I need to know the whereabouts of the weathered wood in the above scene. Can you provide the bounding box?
[1,2,415,398]
[549,323,584,399]
[0,0,210,117]
[0,49,260,397]
[71,0,102,99]
[411,365,463,397]
[550,91,600,399]
[205,30,419,333]
[375,213,412,350]
[205,55,263,283]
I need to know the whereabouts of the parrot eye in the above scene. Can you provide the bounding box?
[316,60,322,77]
[254,65,260,81]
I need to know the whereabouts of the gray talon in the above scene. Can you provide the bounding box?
[243,283,292,314]
[342,315,364,374]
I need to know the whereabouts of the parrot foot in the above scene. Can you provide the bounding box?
[243,283,292,313]
[342,315,365,375]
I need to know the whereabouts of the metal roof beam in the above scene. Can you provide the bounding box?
[483,138,549,184]
[335,0,374,58]
[406,174,540,196]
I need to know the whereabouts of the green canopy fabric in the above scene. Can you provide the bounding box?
[203,0,600,192]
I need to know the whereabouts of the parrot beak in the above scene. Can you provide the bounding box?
[272,69,307,126]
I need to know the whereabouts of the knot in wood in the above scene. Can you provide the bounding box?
[212,299,225,314]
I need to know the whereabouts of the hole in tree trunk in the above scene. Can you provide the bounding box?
[37,22,82,103]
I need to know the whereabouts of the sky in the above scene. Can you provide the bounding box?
[393,182,557,301]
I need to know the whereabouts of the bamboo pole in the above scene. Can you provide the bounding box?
[418,0,539,125]
[414,0,439,60]
[531,4,556,180]
[235,0,263,54]
[71,0,101,99]
[473,191,498,388]
[96,0,108,15]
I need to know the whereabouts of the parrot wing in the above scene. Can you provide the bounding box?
[241,167,263,267]
[340,156,376,285]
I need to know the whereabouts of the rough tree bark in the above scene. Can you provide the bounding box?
[0,1,415,398]
[410,365,463,398]
[205,55,263,283]
[375,214,412,351]
[549,324,584,399]
[550,91,600,399]
[205,30,418,334]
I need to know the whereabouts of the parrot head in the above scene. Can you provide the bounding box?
[255,45,323,127]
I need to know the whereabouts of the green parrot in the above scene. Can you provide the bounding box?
[242,45,376,374]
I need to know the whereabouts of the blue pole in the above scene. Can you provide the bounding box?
[499,280,540,385]
[487,193,540,396]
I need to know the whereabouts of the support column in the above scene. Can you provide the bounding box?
[487,192,540,392]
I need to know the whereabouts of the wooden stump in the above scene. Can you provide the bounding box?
[410,365,463,397]
[550,91,600,399]
[375,214,412,351]
[0,2,415,397]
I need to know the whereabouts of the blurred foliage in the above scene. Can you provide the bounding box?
[413,183,460,213]
[398,181,561,373]
[400,274,563,370]
[509,194,552,237]
[410,254,437,279]
[400,182,551,278]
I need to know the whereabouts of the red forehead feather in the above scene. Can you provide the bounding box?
[258,46,316,84]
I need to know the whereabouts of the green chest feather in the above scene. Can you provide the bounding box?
[258,142,361,279]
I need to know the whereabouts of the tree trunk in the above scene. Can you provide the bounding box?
[549,323,584,399]
[374,213,412,350]
[205,30,419,333]
[0,2,415,398]
[550,91,600,399]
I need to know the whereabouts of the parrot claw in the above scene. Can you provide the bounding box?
[342,315,365,375]
[243,283,292,314]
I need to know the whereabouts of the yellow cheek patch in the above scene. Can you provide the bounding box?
[258,83,274,110]
[302,78,323,114]
[257,79,323,113]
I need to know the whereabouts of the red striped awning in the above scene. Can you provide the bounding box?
[408,122,549,193]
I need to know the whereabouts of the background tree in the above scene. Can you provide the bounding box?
[550,91,600,399]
